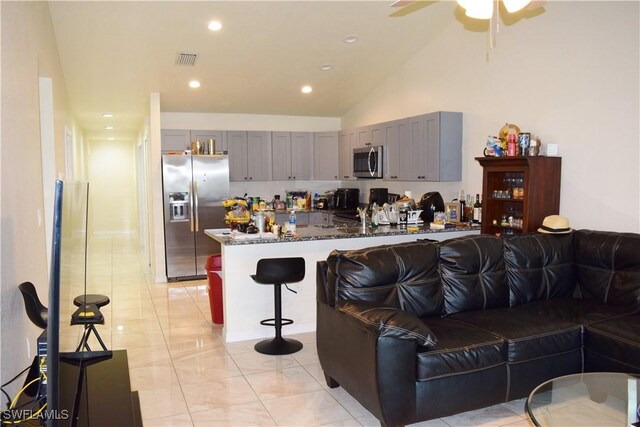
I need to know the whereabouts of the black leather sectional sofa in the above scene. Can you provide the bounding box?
[316,230,640,426]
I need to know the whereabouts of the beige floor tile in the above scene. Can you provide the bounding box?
[291,342,320,366]
[190,402,277,426]
[261,389,353,426]
[173,353,242,384]
[129,361,181,391]
[126,345,173,369]
[112,330,167,350]
[301,362,331,389]
[137,385,189,420]
[136,412,194,427]
[230,351,300,375]
[181,376,260,412]
[328,387,373,419]
[440,403,525,427]
[245,366,323,400]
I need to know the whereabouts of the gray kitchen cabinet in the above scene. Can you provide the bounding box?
[309,211,331,225]
[313,131,339,180]
[382,112,461,182]
[247,131,272,181]
[424,111,462,181]
[339,129,357,180]
[228,131,272,182]
[356,127,371,148]
[371,124,385,147]
[272,132,292,181]
[380,120,401,181]
[190,130,227,154]
[272,132,313,181]
[291,132,313,180]
[161,129,190,152]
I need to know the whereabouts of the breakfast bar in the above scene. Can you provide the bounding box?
[206,224,479,342]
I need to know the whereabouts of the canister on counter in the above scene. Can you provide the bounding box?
[398,208,408,229]
[207,138,216,155]
[518,133,530,156]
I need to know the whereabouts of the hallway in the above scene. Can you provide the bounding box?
[78,236,531,426]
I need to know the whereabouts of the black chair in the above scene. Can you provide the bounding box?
[18,282,48,329]
[71,294,110,353]
[251,257,305,355]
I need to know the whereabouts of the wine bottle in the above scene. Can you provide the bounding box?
[473,194,482,224]
[459,189,466,222]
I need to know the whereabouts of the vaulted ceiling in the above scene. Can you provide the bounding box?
[48,1,457,141]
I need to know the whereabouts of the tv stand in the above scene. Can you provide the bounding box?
[58,349,141,427]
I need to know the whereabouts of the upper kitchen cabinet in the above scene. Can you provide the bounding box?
[190,130,227,153]
[339,130,357,180]
[382,111,462,182]
[272,132,313,181]
[313,131,339,180]
[424,111,462,182]
[161,129,190,152]
[228,131,272,182]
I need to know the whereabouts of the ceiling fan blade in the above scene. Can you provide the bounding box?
[390,0,416,7]
[389,0,437,17]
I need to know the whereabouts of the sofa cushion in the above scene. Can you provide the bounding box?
[439,235,508,315]
[451,306,582,363]
[575,230,640,307]
[326,241,443,317]
[504,233,577,307]
[338,301,438,348]
[416,317,505,381]
[584,313,640,371]
[519,298,638,325]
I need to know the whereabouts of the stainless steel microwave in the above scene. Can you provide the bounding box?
[353,146,383,178]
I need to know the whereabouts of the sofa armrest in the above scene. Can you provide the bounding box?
[338,300,438,348]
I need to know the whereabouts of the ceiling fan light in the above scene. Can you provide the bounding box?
[503,0,531,13]
[456,0,470,10]
[465,0,494,19]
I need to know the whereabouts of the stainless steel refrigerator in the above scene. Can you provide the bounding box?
[162,154,229,280]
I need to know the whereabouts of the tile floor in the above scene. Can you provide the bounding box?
[75,236,534,427]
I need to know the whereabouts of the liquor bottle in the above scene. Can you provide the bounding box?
[288,210,297,234]
[473,194,482,224]
[459,189,466,222]
[465,194,473,222]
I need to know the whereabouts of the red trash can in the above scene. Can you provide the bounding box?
[205,254,224,324]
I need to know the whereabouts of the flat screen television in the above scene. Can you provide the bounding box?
[46,180,97,426]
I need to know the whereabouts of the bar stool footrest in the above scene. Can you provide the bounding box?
[254,337,303,355]
[259,318,293,327]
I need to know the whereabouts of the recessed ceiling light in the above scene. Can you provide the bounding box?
[343,34,359,44]
[104,125,114,130]
[107,137,115,141]
[319,64,333,71]
[189,80,201,89]
[208,20,223,31]
[301,85,313,94]
[101,113,114,118]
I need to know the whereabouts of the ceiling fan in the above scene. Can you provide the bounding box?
[390,0,546,19]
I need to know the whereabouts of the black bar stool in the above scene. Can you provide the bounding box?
[251,257,305,355]
[72,294,110,352]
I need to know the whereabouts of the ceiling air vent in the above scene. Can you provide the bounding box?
[175,52,199,67]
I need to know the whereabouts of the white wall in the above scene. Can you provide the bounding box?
[0,1,73,387]
[342,1,640,232]
[87,138,138,236]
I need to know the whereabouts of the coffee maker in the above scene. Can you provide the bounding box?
[333,188,360,211]
[419,192,445,222]
[368,188,388,211]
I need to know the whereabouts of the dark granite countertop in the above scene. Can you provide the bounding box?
[205,223,480,246]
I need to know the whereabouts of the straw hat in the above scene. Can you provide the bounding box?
[538,215,572,234]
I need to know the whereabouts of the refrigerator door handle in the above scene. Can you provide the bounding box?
[189,180,195,232]
[194,181,200,232]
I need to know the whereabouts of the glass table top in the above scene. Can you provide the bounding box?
[526,372,639,427]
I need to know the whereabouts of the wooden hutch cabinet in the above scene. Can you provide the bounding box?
[475,156,561,235]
